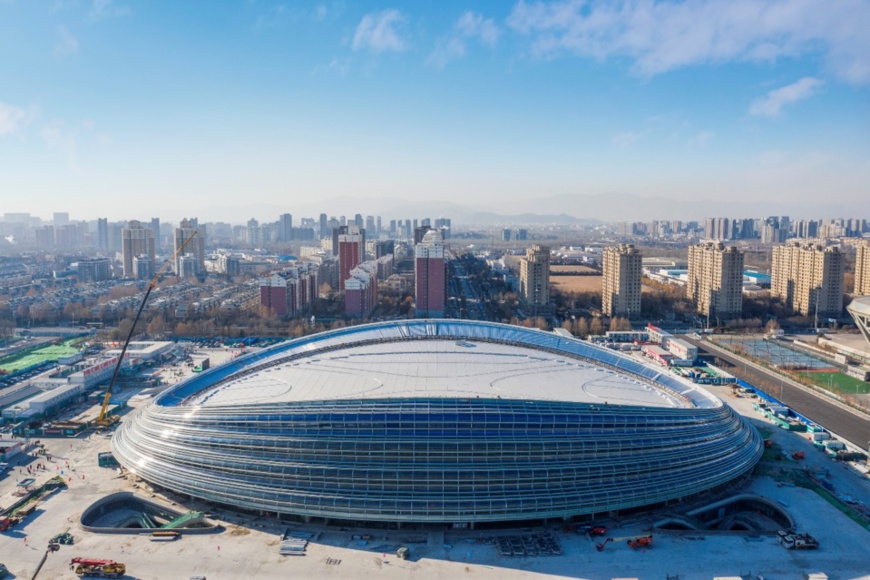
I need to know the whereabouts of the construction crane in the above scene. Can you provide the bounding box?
[94,232,198,427]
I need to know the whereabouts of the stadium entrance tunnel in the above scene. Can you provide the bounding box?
[653,494,793,533]
[81,492,220,534]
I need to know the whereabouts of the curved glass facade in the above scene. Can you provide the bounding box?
[113,320,763,523]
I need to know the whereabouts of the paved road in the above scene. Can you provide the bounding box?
[683,336,870,450]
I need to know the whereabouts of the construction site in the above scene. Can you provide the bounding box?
[0,375,867,580]
[1,320,869,579]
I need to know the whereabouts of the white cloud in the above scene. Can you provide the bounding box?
[456,12,500,48]
[507,0,870,84]
[749,77,823,117]
[42,122,79,171]
[89,0,130,20]
[429,11,500,69]
[0,102,27,136]
[352,9,407,53]
[54,25,79,56]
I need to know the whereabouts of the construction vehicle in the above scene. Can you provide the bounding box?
[70,557,126,578]
[396,546,410,559]
[595,538,612,552]
[51,532,74,545]
[150,530,179,541]
[94,231,197,428]
[792,451,806,460]
[0,515,19,532]
[777,531,818,550]
[578,524,608,536]
[627,535,653,549]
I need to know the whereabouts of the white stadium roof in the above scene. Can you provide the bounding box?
[188,339,691,408]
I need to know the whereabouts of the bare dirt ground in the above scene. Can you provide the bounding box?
[550,275,602,293]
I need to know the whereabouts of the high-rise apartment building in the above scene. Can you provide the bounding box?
[338,226,363,290]
[260,263,319,316]
[78,258,112,282]
[519,245,550,311]
[771,241,844,318]
[108,222,124,253]
[332,224,347,257]
[96,218,109,251]
[35,226,55,248]
[174,218,205,277]
[53,212,69,226]
[687,241,744,321]
[856,241,870,296]
[414,229,445,318]
[246,218,261,245]
[602,244,642,318]
[345,261,378,318]
[704,217,731,240]
[121,220,155,278]
[414,225,431,246]
[150,218,161,251]
[375,240,395,259]
[761,216,789,244]
[278,213,293,242]
[132,255,154,280]
[319,213,328,239]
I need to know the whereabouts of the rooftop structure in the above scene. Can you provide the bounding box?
[114,320,762,525]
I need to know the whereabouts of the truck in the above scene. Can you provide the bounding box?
[70,557,126,578]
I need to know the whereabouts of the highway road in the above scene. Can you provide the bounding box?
[683,336,870,450]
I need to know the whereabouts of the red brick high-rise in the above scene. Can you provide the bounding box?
[415,229,445,318]
[338,226,363,291]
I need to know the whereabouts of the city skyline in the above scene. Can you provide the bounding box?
[1,1,869,219]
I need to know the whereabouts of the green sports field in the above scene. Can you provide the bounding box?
[0,340,81,373]
[796,371,870,395]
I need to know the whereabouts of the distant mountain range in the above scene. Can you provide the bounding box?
[194,193,868,225]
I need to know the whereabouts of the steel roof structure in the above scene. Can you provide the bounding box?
[113,320,762,524]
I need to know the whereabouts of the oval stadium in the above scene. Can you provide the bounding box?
[112,320,763,524]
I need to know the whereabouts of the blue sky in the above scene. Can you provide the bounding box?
[1,0,868,221]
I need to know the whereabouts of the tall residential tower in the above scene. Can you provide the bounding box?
[602,244,642,318]
[173,218,206,278]
[772,241,844,318]
[121,220,155,279]
[414,229,445,318]
[519,245,550,312]
[855,241,870,296]
[687,241,744,321]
